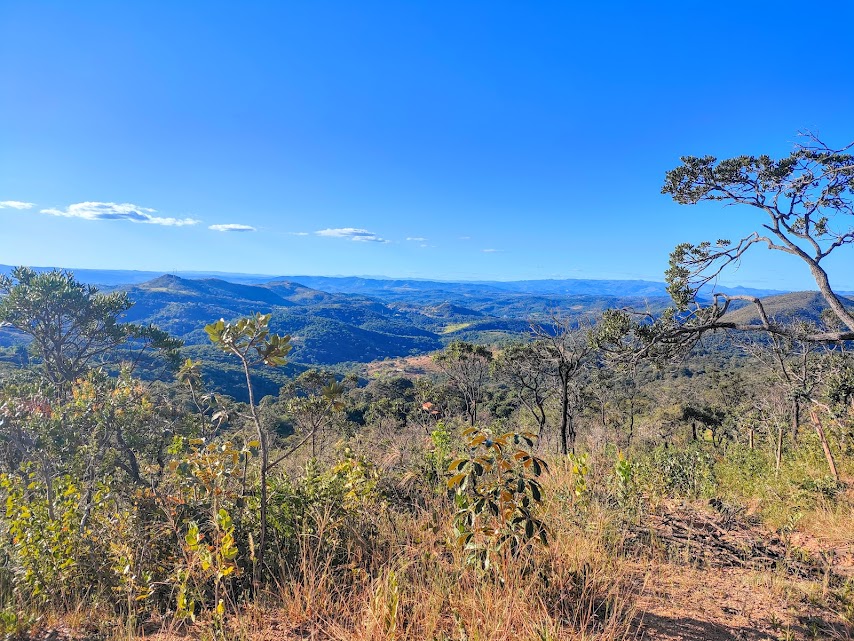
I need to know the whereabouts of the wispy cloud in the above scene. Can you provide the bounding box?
[0,201,35,209]
[209,223,256,232]
[481,248,502,253]
[40,202,199,226]
[315,227,388,243]
[289,231,309,236]
[406,236,427,242]
[459,236,471,241]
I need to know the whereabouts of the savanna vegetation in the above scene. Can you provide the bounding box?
[0,135,853,640]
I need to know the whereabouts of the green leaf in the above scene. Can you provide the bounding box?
[456,532,473,548]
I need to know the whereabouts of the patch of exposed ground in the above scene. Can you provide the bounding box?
[628,500,853,640]
[634,563,849,640]
[362,353,441,378]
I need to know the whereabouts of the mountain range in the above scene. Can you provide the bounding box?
[0,265,787,298]
[2,264,849,399]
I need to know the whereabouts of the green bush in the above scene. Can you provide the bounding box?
[635,444,716,499]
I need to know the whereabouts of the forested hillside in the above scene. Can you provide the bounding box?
[0,271,677,397]
[1,267,849,403]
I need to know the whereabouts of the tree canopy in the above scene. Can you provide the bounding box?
[0,267,181,391]
[596,134,854,363]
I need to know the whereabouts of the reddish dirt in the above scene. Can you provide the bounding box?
[362,354,441,378]
[633,562,849,640]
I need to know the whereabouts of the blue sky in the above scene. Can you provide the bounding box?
[1,1,853,289]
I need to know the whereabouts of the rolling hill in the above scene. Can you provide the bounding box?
[4,265,842,400]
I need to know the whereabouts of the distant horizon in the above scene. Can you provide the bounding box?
[0,261,810,295]
[5,261,675,284]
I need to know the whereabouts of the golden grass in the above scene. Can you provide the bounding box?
[17,425,854,641]
[441,323,473,334]
[259,473,639,641]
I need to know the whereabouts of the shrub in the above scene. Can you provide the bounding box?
[447,426,549,569]
[635,444,715,499]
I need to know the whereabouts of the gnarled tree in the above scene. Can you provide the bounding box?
[493,342,554,437]
[531,317,593,455]
[434,341,493,426]
[596,133,854,363]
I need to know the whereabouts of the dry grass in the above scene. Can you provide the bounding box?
[134,456,638,641]
[257,467,638,641]
[15,427,854,641]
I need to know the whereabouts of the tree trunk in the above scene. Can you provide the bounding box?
[775,422,784,477]
[240,355,267,592]
[559,379,569,456]
[627,398,635,450]
[809,409,839,482]
[567,412,576,455]
[791,397,800,443]
[808,261,854,333]
[535,402,547,438]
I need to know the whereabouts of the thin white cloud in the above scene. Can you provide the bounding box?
[315,227,388,243]
[40,201,199,226]
[481,248,502,253]
[406,236,427,242]
[0,201,35,209]
[209,223,256,232]
[459,236,471,241]
[289,231,309,236]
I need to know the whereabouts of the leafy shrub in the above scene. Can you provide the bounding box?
[1,471,87,605]
[635,444,715,499]
[612,451,643,515]
[799,475,845,501]
[447,426,549,569]
[267,454,382,572]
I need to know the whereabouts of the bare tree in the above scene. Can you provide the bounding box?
[531,317,593,455]
[493,342,554,437]
[739,322,844,479]
[434,341,493,426]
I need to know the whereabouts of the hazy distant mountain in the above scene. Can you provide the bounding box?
[278,275,782,299]
[0,264,784,298]
[0,264,279,287]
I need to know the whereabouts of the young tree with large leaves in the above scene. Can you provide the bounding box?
[204,313,291,589]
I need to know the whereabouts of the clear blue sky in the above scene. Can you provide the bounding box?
[2,1,853,289]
